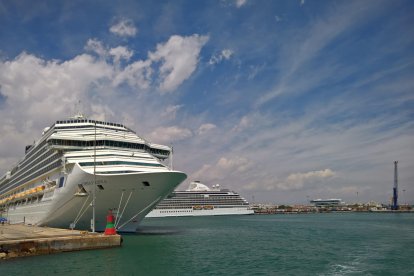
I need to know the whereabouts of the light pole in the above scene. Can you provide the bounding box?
[92,121,97,233]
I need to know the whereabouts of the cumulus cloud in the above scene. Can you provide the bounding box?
[0,34,209,109]
[0,52,112,110]
[112,59,152,89]
[109,46,133,64]
[192,156,253,183]
[84,34,210,91]
[209,49,234,65]
[277,169,335,191]
[0,52,113,165]
[148,126,193,144]
[86,39,134,66]
[217,157,252,172]
[85,38,107,57]
[197,123,216,135]
[0,33,209,172]
[242,169,335,192]
[149,34,209,92]
[109,19,137,37]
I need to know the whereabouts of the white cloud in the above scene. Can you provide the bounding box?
[192,156,253,183]
[161,105,183,120]
[86,41,134,66]
[209,49,234,65]
[217,157,252,172]
[109,34,209,91]
[235,0,247,8]
[243,169,336,192]
[109,19,137,37]
[112,59,152,89]
[197,123,216,135]
[0,33,209,171]
[231,115,252,132]
[300,0,305,6]
[85,38,107,57]
[282,169,335,190]
[148,126,193,144]
[221,49,233,59]
[0,52,113,166]
[109,46,133,64]
[149,34,209,92]
[0,52,112,108]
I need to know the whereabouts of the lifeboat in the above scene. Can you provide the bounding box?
[36,186,45,192]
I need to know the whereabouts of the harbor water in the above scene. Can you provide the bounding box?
[1,213,413,275]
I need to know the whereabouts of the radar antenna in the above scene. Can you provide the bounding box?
[72,100,85,119]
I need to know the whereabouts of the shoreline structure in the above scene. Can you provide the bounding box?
[0,224,121,260]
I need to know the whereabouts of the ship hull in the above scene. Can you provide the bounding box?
[4,164,186,232]
[146,207,254,218]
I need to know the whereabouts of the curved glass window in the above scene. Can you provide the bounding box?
[48,139,170,156]
[79,161,165,167]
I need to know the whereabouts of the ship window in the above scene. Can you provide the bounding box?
[142,181,150,187]
[59,176,65,188]
[97,185,104,190]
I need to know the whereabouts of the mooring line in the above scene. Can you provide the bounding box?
[114,190,125,227]
[73,197,93,226]
[117,196,161,230]
[114,191,133,228]
[73,194,91,225]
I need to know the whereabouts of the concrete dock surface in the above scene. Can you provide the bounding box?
[0,224,121,259]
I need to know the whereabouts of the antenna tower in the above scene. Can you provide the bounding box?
[391,161,399,210]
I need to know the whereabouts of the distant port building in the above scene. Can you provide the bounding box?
[310,199,344,208]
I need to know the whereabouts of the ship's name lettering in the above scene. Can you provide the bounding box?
[80,179,107,186]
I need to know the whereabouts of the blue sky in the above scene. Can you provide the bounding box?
[0,0,413,204]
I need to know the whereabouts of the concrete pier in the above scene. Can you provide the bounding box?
[0,224,121,259]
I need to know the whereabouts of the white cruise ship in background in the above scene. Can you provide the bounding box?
[145,181,254,217]
[0,115,186,232]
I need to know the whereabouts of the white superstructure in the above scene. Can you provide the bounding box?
[310,199,345,208]
[0,115,186,232]
[146,181,254,217]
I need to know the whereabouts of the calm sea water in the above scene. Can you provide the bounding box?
[1,213,413,275]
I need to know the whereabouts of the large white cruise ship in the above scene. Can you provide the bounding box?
[0,115,186,232]
[145,181,254,217]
